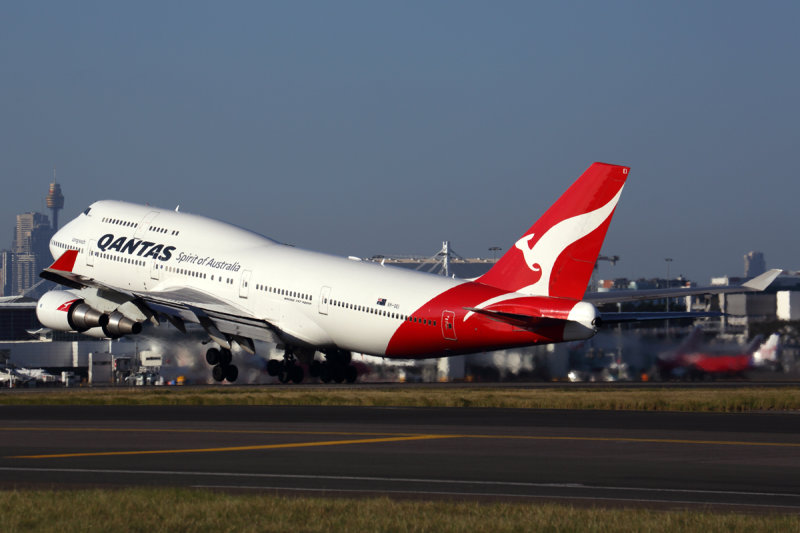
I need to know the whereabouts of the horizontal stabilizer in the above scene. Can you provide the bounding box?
[462,306,567,331]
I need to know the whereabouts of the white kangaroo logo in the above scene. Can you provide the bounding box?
[514,186,623,295]
[515,234,542,274]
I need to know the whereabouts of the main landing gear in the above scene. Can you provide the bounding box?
[266,351,304,384]
[310,350,358,384]
[206,347,238,383]
[266,348,358,384]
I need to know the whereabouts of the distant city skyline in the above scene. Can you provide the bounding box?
[2,2,798,284]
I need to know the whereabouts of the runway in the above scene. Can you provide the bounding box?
[1,405,799,511]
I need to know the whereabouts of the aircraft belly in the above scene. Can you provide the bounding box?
[213,319,278,344]
[277,306,334,348]
[327,317,395,356]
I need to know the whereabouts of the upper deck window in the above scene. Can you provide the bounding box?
[83,207,92,215]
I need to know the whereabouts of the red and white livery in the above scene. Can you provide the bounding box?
[36,162,780,383]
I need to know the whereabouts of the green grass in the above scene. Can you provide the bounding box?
[2,385,800,411]
[1,488,797,533]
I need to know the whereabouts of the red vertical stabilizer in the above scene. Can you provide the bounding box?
[477,162,629,300]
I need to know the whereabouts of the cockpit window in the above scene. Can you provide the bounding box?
[83,207,92,215]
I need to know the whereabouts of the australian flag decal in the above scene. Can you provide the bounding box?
[376,298,387,306]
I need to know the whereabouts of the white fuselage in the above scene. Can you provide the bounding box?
[51,200,467,356]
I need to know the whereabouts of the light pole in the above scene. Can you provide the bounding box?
[664,258,673,310]
[489,247,502,261]
[664,258,673,337]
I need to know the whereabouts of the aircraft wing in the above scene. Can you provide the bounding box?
[597,311,724,325]
[135,287,281,348]
[41,250,281,348]
[584,269,781,305]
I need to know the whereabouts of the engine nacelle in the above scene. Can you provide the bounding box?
[37,290,109,332]
[76,314,144,339]
[80,327,112,339]
[102,311,143,339]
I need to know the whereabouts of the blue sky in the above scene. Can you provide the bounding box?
[1,1,798,283]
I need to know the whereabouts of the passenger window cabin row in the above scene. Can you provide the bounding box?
[101,216,180,236]
[53,241,80,252]
[323,297,435,326]
[255,283,312,302]
[91,250,146,267]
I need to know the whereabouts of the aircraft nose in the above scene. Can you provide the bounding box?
[49,224,71,260]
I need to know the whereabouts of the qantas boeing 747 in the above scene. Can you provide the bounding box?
[36,163,780,383]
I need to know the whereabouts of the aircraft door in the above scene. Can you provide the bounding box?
[135,212,159,239]
[264,284,281,321]
[150,260,160,280]
[87,240,96,267]
[239,270,252,299]
[442,310,457,341]
[319,286,331,315]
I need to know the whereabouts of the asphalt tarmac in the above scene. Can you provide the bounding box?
[1,405,799,511]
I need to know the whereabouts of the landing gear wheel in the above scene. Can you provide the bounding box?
[332,365,346,383]
[267,359,281,376]
[206,348,220,366]
[320,362,332,383]
[278,364,291,384]
[345,365,358,383]
[309,360,321,378]
[290,365,304,384]
[218,348,232,366]
[212,364,225,382]
[224,364,239,382]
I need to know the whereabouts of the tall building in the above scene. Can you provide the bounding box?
[10,212,52,296]
[744,251,766,278]
[0,250,11,297]
[11,253,37,296]
[13,212,50,254]
[46,178,65,230]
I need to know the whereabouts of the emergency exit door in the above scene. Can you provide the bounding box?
[441,310,457,341]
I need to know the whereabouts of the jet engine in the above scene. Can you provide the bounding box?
[36,290,109,332]
[37,290,144,339]
[72,312,144,339]
[102,310,142,338]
